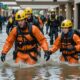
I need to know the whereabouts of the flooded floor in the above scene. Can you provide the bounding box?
[0,61,80,80]
[0,24,80,80]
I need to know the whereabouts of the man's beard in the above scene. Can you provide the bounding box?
[18,22,27,30]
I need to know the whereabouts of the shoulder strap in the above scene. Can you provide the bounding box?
[33,16,40,29]
[28,23,39,44]
[74,30,80,37]
[16,27,19,40]
[27,23,33,37]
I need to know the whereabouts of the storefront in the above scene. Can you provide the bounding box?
[74,0,80,29]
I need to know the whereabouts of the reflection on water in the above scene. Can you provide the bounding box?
[14,62,80,80]
[0,62,80,80]
[60,63,80,80]
[0,67,15,80]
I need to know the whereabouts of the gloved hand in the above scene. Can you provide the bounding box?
[6,29,9,35]
[67,46,76,52]
[13,51,17,60]
[44,51,52,61]
[1,53,6,62]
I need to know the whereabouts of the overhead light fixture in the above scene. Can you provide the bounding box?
[34,0,53,1]
[20,5,59,9]
[8,6,20,9]
[57,0,68,1]
[16,0,32,1]
[73,7,75,11]
[16,0,53,1]
[1,2,17,5]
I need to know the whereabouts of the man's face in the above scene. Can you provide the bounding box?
[61,28,69,34]
[51,13,55,18]
[18,19,25,28]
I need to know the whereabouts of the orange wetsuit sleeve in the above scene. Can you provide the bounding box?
[2,27,17,54]
[50,35,61,53]
[32,25,48,51]
[73,34,80,51]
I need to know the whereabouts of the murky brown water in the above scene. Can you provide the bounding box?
[0,61,80,80]
[0,24,80,80]
[13,63,80,80]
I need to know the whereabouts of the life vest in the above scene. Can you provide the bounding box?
[15,24,39,61]
[60,30,78,61]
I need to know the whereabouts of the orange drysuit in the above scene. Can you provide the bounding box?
[50,33,80,64]
[2,25,48,64]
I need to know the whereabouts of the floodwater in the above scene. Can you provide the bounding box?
[0,24,80,80]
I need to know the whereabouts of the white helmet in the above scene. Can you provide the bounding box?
[39,10,44,15]
[50,8,55,13]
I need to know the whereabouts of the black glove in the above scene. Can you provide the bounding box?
[44,51,52,61]
[67,46,76,52]
[13,51,17,60]
[1,53,6,62]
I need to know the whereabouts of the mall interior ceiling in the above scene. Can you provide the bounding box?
[0,0,74,9]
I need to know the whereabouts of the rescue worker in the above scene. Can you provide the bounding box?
[6,9,18,35]
[39,10,46,34]
[39,10,46,24]
[44,19,80,64]
[45,12,50,34]
[24,7,43,34]
[1,10,49,65]
[47,9,59,45]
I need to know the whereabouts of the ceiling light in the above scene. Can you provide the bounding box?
[8,6,20,9]
[1,2,17,5]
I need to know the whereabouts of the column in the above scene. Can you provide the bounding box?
[59,5,65,17]
[74,2,78,29]
[65,3,72,19]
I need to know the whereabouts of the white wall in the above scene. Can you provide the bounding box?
[75,0,80,4]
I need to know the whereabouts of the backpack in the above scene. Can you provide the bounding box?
[33,16,41,30]
[74,30,80,37]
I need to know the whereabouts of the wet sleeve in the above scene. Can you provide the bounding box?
[39,17,43,27]
[73,34,80,51]
[2,27,17,54]
[32,25,48,51]
[50,36,61,53]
